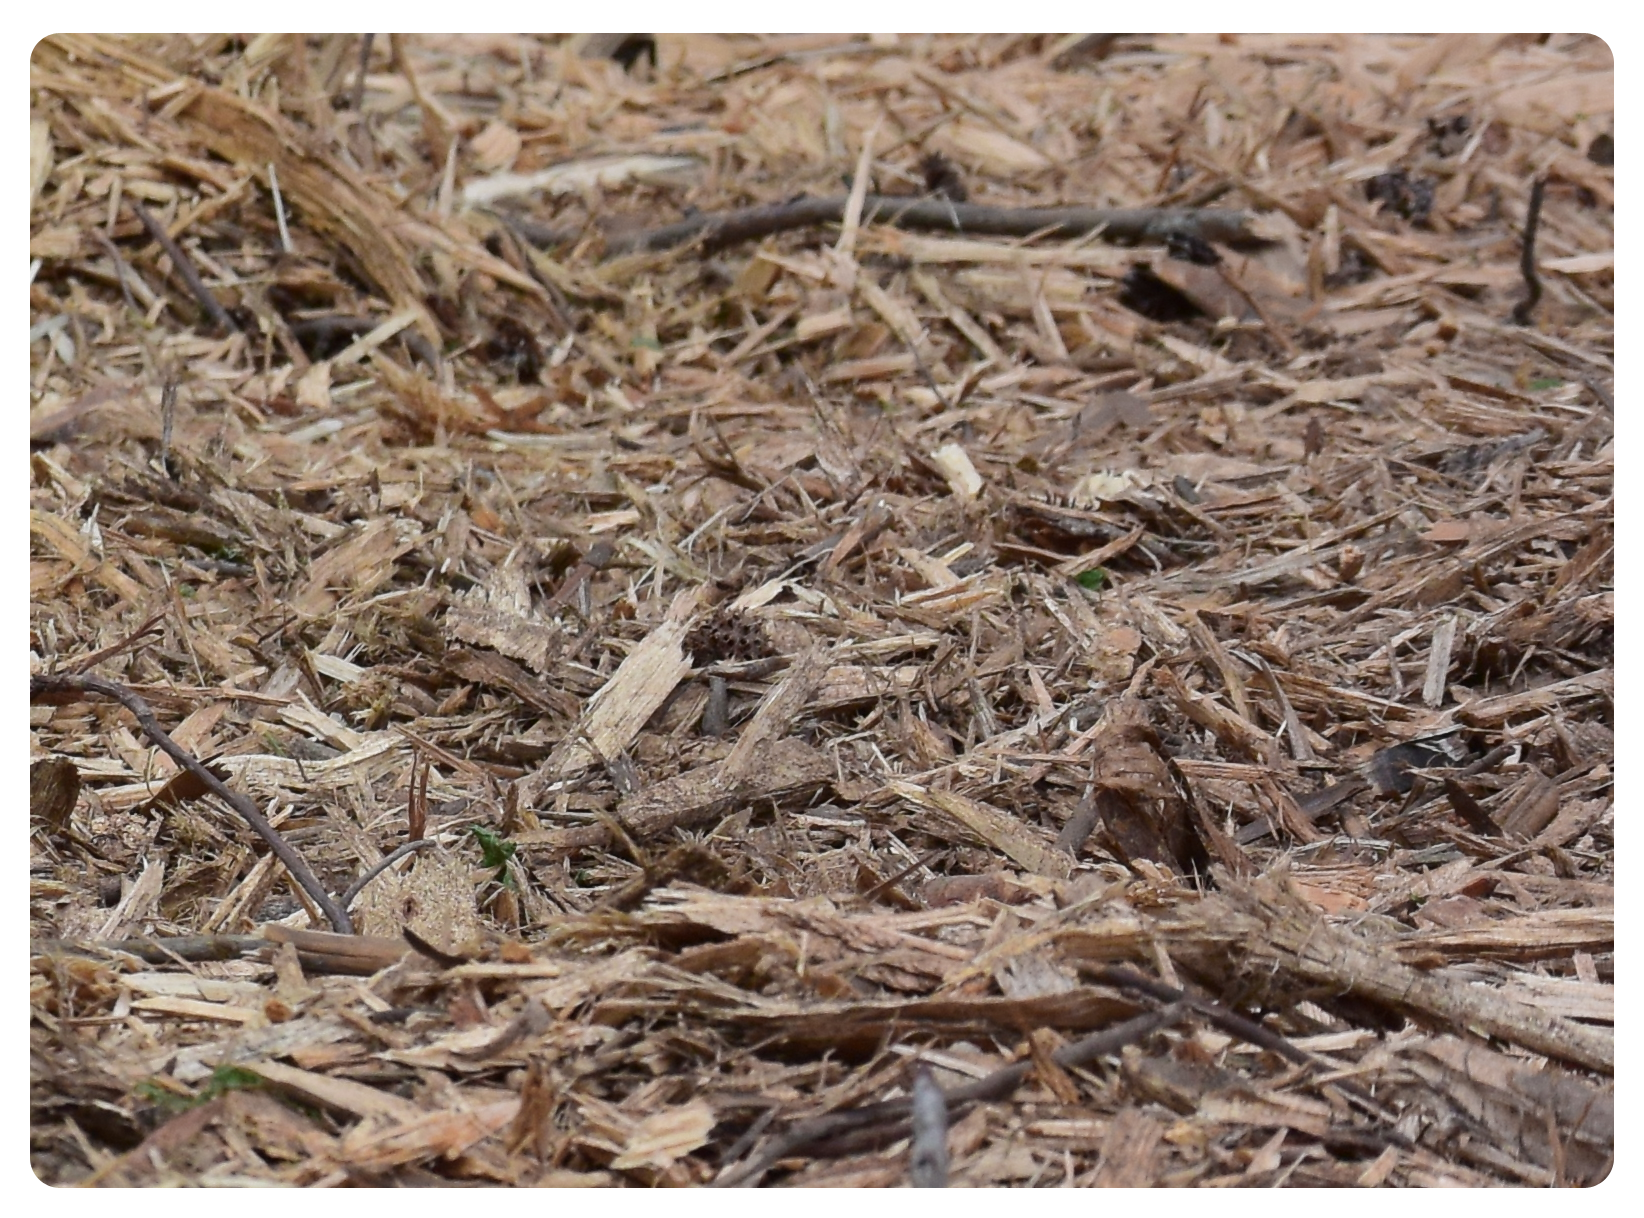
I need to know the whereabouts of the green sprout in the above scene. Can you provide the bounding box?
[470,824,518,889]
[136,1065,264,1115]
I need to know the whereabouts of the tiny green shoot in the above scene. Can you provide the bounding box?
[470,824,516,870]
[136,1065,264,1115]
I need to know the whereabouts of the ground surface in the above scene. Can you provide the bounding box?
[29,33,1612,1186]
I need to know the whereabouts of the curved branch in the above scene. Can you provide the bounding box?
[341,838,439,909]
[30,672,352,933]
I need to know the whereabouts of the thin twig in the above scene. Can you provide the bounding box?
[605,196,1257,257]
[1215,262,1297,357]
[91,230,139,314]
[407,754,429,841]
[488,209,573,251]
[341,838,439,909]
[31,935,267,964]
[859,847,943,902]
[268,162,293,254]
[1089,965,1413,1141]
[29,672,351,933]
[905,339,953,412]
[158,372,178,477]
[1093,965,1315,1064]
[1511,177,1546,326]
[541,539,615,617]
[717,1107,778,1170]
[702,40,893,84]
[130,201,236,332]
[66,608,168,675]
[353,33,374,118]
[714,1003,1185,1186]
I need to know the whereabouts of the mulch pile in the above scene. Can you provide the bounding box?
[29,33,1612,1186]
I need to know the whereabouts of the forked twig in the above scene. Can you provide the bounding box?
[30,672,351,932]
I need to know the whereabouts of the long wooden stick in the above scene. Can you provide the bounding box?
[605,195,1257,257]
[30,672,352,932]
[713,1003,1185,1186]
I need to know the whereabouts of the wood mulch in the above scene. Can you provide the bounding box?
[29,33,1612,1187]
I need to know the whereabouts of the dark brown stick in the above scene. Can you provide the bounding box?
[1511,177,1546,326]
[287,314,376,346]
[541,539,616,617]
[130,201,236,332]
[340,838,438,909]
[859,848,943,902]
[32,934,266,965]
[1089,965,1413,1140]
[1092,965,1315,1065]
[30,672,351,933]
[492,211,574,250]
[605,196,1257,257]
[407,755,429,842]
[91,230,141,314]
[32,931,413,975]
[1215,262,1296,357]
[714,1003,1185,1186]
[159,372,178,476]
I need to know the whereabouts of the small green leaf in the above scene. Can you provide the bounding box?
[202,1065,264,1100]
[135,1066,262,1116]
[135,1080,195,1115]
[1075,567,1108,591]
[470,824,517,871]
[1528,377,1563,391]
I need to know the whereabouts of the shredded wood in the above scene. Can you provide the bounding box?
[30,33,1611,1188]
